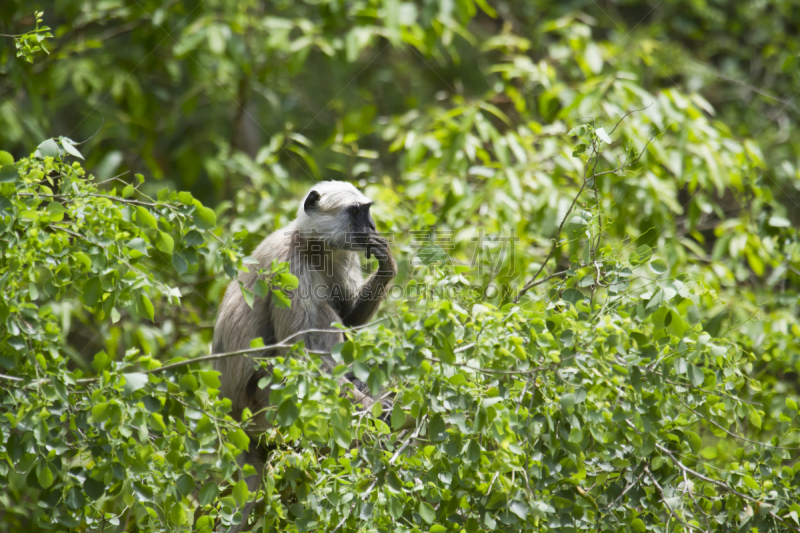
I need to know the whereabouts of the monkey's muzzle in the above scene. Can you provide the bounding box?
[349,231,377,259]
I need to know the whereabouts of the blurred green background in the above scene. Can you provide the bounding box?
[3,0,798,207]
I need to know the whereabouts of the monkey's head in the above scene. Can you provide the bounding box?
[296,181,377,252]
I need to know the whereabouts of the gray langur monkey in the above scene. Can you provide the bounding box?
[212,181,397,532]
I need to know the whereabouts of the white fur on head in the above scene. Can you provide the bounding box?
[296,181,370,217]
[295,181,372,250]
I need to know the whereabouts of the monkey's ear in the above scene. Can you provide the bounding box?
[304,190,321,213]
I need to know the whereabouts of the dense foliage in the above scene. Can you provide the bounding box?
[1,1,799,532]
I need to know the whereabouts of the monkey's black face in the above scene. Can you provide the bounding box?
[346,202,377,250]
[348,203,376,233]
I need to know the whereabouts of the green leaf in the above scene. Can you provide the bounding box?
[36,138,60,158]
[649,258,668,274]
[688,365,705,387]
[595,127,612,144]
[241,286,254,308]
[386,471,403,493]
[198,370,221,388]
[249,337,265,348]
[136,206,158,229]
[127,238,149,257]
[149,413,167,432]
[176,473,196,497]
[198,482,219,505]
[0,165,19,183]
[169,500,187,525]
[358,502,374,520]
[271,289,291,309]
[748,409,762,429]
[229,428,250,451]
[568,215,588,228]
[193,203,217,230]
[46,201,66,222]
[568,427,583,443]
[60,139,84,159]
[332,341,355,364]
[631,518,646,532]
[92,351,111,372]
[786,398,799,412]
[184,230,204,247]
[391,403,406,430]
[567,125,587,137]
[685,431,702,453]
[419,502,436,524]
[429,414,446,442]
[123,373,148,396]
[83,477,105,500]
[509,501,529,519]
[560,393,575,414]
[388,497,403,519]
[65,487,85,510]
[37,466,54,489]
[181,374,200,392]
[233,479,249,507]
[82,277,103,306]
[276,399,299,427]
[742,475,759,491]
[156,231,174,255]
[138,294,155,322]
[562,288,584,307]
[371,400,383,419]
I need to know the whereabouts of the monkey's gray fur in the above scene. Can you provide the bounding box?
[212,181,396,532]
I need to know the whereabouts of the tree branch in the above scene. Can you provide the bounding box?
[678,399,798,450]
[3,317,396,387]
[513,109,653,304]
[644,465,704,533]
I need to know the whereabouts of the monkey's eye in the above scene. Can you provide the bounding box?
[348,206,360,216]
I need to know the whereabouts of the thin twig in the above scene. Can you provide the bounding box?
[424,355,539,376]
[513,165,592,304]
[678,399,798,450]
[708,68,800,116]
[332,421,425,533]
[654,441,800,531]
[94,171,131,186]
[514,110,652,304]
[653,441,757,503]
[53,225,173,293]
[610,468,645,508]
[76,118,105,145]
[644,465,704,533]
[609,103,653,135]
[5,319,394,387]
[20,191,162,208]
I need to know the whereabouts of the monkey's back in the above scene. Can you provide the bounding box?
[212,224,292,425]
[211,220,362,428]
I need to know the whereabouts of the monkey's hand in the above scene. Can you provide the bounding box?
[367,234,397,278]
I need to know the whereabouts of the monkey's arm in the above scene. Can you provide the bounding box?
[340,235,397,327]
